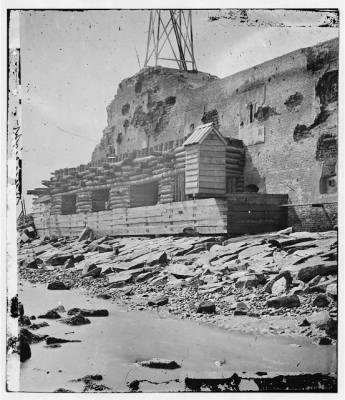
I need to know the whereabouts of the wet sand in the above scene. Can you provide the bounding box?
[19,281,336,392]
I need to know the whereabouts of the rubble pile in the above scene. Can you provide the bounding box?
[17,228,337,344]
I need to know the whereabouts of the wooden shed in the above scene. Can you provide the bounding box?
[183,122,227,197]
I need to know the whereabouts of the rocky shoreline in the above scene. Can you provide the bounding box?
[16,228,337,346]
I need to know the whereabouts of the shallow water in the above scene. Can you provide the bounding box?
[18,282,336,392]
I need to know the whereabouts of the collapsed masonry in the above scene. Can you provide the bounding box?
[28,38,338,235]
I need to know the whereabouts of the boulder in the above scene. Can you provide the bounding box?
[325,318,337,339]
[266,294,300,309]
[264,271,292,294]
[19,328,47,344]
[60,313,91,326]
[96,293,111,300]
[38,310,61,319]
[139,358,181,369]
[307,311,331,329]
[271,277,289,296]
[235,301,249,312]
[326,283,337,300]
[25,259,38,269]
[30,322,49,330]
[147,296,169,307]
[67,308,109,317]
[49,305,66,313]
[318,337,332,345]
[47,281,69,290]
[10,295,19,318]
[312,294,330,308]
[196,301,216,314]
[18,336,31,362]
[18,315,32,326]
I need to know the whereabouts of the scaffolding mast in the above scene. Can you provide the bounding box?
[144,10,197,71]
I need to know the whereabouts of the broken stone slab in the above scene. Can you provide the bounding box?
[107,271,132,288]
[264,271,292,294]
[64,257,75,269]
[82,266,102,279]
[47,281,70,290]
[46,337,81,345]
[38,310,61,319]
[238,244,273,261]
[67,308,109,317]
[297,261,337,282]
[277,227,294,235]
[135,271,156,283]
[305,278,337,294]
[82,261,97,275]
[148,275,168,287]
[266,294,300,309]
[196,301,216,314]
[60,313,91,326]
[167,264,196,279]
[139,358,181,370]
[98,244,113,253]
[235,274,265,289]
[147,296,169,307]
[46,253,74,266]
[78,226,93,241]
[228,270,248,282]
[24,259,38,269]
[199,282,223,294]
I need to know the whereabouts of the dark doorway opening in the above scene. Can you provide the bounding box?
[130,181,159,208]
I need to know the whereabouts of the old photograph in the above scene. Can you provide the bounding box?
[3,3,342,395]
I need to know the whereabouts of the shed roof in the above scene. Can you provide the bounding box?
[183,122,227,146]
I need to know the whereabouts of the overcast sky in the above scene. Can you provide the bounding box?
[19,9,338,210]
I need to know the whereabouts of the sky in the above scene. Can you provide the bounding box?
[18,9,338,211]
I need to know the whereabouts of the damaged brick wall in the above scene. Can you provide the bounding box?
[91,38,338,231]
[92,66,218,160]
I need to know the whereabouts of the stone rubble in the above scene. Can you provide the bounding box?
[17,228,338,345]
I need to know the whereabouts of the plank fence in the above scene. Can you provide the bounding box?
[33,198,228,237]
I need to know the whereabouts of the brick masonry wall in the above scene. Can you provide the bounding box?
[91,38,338,232]
[288,203,337,232]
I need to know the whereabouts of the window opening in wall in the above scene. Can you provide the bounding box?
[130,181,158,208]
[92,189,110,212]
[61,194,76,215]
